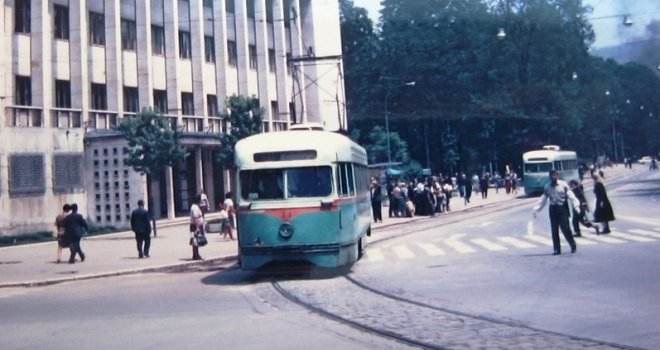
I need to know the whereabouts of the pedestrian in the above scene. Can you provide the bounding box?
[479,172,489,199]
[130,199,152,258]
[53,203,71,263]
[217,203,231,240]
[222,192,236,240]
[189,196,205,260]
[591,172,615,234]
[63,203,88,263]
[386,179,395,218]
[370,179,383,223]
[197,188,209,217]
[568,180,600,237]
[463,176,472,205]
[533,170,580,255]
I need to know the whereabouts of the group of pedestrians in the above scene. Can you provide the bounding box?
[53,203,88,264]
[187,189,236,261]
[533,169,615,255]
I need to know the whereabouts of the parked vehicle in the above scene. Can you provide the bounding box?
[638,156,653,164]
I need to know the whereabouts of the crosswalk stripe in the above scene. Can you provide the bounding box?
[471,238,507,251]
[497,236,537,248]
[611,232,656,242]
[367,248,385,261]
[444,240,477,253]
[417,242,446,256]
[588,234,627,244]
[572,236,599,245]
[522,235,555,246]
[392,245,415,259]
[629,229,660,239]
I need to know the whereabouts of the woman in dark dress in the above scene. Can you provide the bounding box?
[592,173,615,233]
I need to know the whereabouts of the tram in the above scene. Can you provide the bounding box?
[233,129,371,270]
[522,145,579,196]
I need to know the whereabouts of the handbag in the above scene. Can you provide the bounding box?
[195,232,208,247]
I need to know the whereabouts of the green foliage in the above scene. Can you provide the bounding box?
[340,0,660,174]
[114,109,189,175]
[215,95,265,169]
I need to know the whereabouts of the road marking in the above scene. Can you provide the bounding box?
[616,215,660,226]
[571,236,599,245]
[498,236,537,248]
[587,234,627,244]
[417,242,446,256]
[610,231,656,242]
[470,238,507,251]
[523,234,554,246]
[444,239,477,253]
[628,229,660,239]
[392,245,415,259]
[367,248,385,262]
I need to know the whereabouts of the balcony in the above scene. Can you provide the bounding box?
[5,106,44,127]
[51,108,83,128]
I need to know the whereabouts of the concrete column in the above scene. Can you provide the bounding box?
[69,0,89,121]
[234,0,250,94]
[272,0,291,127]
[163,0,181,119]
[165,166,175,219]
[289,0,306,123]
[190,0,207,124]
[136,0,154,110]
[105,1,122,113]
[195,146,203,194]
[212,1,229,105]
[254,0,272,129]
[30,1,52,115]
[203,149,216,210]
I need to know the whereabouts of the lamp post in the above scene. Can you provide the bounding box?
[384,81,415,165]
[605,90,618,162]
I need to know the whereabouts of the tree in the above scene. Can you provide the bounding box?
[114,109,188,175]
[215,95,264,169]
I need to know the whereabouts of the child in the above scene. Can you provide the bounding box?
[217,203,231,240]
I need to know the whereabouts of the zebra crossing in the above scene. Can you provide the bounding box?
[365,227,660,262]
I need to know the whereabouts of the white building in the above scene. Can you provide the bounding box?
[0,0,347,235]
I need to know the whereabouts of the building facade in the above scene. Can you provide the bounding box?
[0,0,347,235]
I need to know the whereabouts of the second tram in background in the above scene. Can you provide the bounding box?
[522,145,579,196]
[233,128,372,270]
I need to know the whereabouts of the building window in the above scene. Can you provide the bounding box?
[9,154,45,195]
[179,30,192,59]
[204,36,215,63]
[249,45,258,70]
[55,80,71,108]
[181,92,194,115]
[91,83,107,110]
[89,11,105,46]
[123,87,139,112]
[15,0,31,33]
[54,5,69,40]
[226,0,235,13]
[268,49,276,72]
[286,52,292,75]
[207,95,218,117]
[266,0,274,22]
[15,75,32,106]
[247,0,255,19]
[153,90,168,114]
[271,100,279,120]
[121,19,137,51]
[53,154,84,192]
[227,41,237,67]
[151,25,165,55]
[203,0,214,8]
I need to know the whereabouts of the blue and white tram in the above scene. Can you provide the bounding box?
[522,145,579,196]
[233,129,372,270]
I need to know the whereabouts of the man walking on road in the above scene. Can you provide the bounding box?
[130,199,152,258]
[533,170,580,255]
[63,203,88,263]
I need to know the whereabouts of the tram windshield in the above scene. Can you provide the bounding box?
[240,166,333,200]
[523,162,553,174]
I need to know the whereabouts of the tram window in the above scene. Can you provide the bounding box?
[337,163,349,197]
[287,166,332,198]
[524,162,553,173]
[346,164,355,196]
[240,169,284,200]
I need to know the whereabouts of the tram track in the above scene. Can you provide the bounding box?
[270,275,642,350]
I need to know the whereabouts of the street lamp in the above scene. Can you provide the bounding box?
[384,81,415,165]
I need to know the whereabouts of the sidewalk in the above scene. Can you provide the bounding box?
[0,164,636,288]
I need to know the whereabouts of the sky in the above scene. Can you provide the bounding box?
[351,0,660,49]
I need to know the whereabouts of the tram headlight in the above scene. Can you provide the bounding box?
[278,223,294,239]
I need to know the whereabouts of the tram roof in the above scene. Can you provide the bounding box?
[235,130,367,167]
[522,148,577,161]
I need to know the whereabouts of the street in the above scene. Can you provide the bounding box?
[1,166,658,349]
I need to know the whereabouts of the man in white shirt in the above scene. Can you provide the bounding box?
[533,170,580,255]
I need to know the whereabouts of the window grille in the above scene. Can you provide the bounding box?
[53,154,83,192]
[9,154,45,195]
